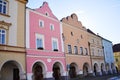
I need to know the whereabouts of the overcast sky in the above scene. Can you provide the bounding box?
[27,0,120,44]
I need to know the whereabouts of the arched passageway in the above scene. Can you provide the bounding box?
[101,63,105,75]
[52,62,64,80]
[94,63,99,76]
[83,63,90,76]
[69,63,78,79]
[32,62,46,80]
[0,60,23,80]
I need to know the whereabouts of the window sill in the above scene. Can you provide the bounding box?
[0,13,10,17]
[37,47,44,50]
[53,49,58,51]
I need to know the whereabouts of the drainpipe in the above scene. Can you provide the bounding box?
[88,42,93,76]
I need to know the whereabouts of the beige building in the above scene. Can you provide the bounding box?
[61,13,92,78]
[87,29,105,76]
[113,43,120,73]
[0,0,27,80]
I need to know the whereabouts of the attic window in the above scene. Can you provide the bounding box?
[71,32,73,36]
[45,12,49,16]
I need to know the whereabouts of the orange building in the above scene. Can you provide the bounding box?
[61,13,92,78]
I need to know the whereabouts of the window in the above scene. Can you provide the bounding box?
[0,0,7,14]
[0,29,6,44]
[52,38,58,51]
[39,20,44,27]
[71,32,73,36]
[85,48,88,55]
[80,47,83,55]
[50,24,54,31]
[68,45,72,54]
[45,12,49,16]
[36,34,44,50]
[74,46,78,54]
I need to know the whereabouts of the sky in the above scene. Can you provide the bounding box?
[27,0,120,45]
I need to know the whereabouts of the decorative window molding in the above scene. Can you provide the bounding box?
[0,29,6,44]
[36,34,44,50]
[68,45,72,54]
[39,20,44,28]
[50,24,54,31]
[52,38,59,51]
[74,46,78,54]
[80,47,83,55]
[0,21,11,30]
[0,0,8,15]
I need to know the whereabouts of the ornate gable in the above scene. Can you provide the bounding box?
[61,13,86,30]
[35,2,58,20]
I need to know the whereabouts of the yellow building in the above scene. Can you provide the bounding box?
[87,29,105,76]
[0,0,27,80]
[61,13,92,78]
[113,44,120,73]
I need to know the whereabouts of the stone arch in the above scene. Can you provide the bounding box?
[101,63,106,75]
[32,61,46,80]
[83,62,90,76]
[94,63,99,76]
[0,60,24,80]
[52,62,64,80]
[69,62,78,78]
[111,63,116,73]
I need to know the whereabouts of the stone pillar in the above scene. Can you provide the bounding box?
[20,72,26,80]
[88,70,94,77]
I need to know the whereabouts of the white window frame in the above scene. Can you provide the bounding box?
[36,34,45,49]
[52,38,59,51]
[0,0,8,14]
[0,29,6,44]
[50,24,54,31]
[39,20,44,28]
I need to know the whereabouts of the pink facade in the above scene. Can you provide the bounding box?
[26,2,66,80]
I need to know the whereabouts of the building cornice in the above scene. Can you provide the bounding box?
[16,0,28,4]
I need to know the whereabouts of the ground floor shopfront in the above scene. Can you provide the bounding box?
[0,46,26,80]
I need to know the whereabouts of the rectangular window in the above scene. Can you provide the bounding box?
[39,20,44,27]
[68,45,72,54]
[85,48,88,55]
[80,47,83,55]
[74,46,78,54]
[50,24,54,31]
[0,0,7,14]
[36,34,44,50]
[52,38,58,51]
[0,29,6,44]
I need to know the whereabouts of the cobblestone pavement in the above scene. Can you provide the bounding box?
[68,74,120,80]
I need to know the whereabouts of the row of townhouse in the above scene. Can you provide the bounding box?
[0,1,117,80]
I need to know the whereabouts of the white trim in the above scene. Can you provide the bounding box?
[26,9,30,48]
[35,33,45,49]
[50,23,54,31]
[51,37,59,51]
[39,20,44,28]
[60,22,64,52]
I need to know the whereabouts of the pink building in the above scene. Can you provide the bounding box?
[26,2,66,80]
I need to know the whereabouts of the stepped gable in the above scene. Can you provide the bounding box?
[61,13,86,30]
[35,2,58,20]
[113,43,120,52]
